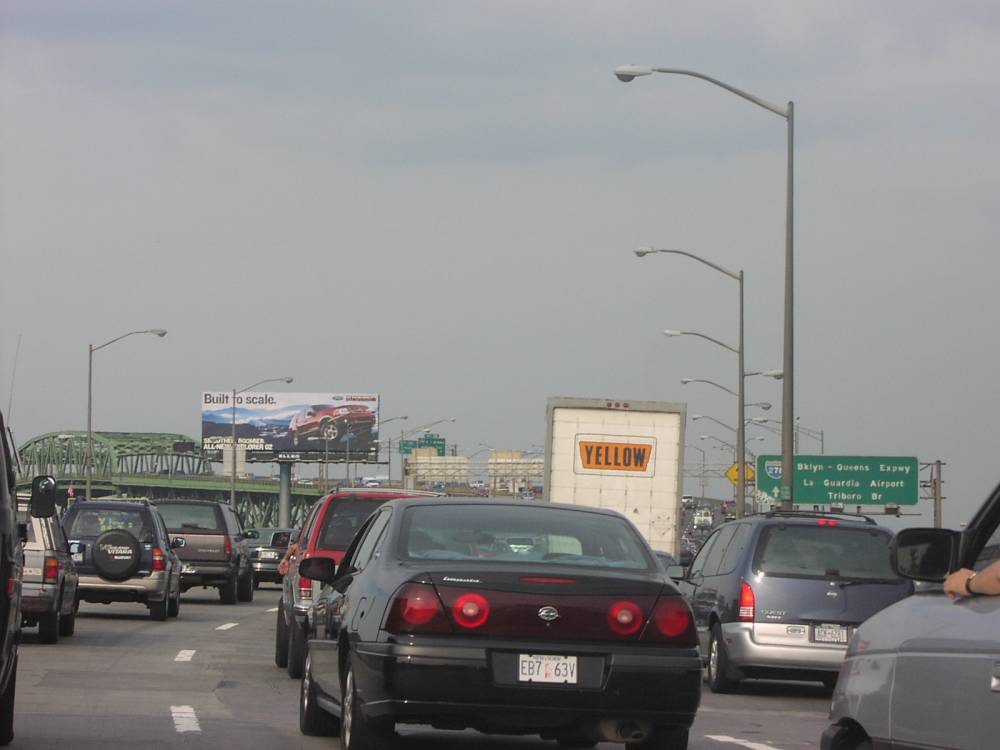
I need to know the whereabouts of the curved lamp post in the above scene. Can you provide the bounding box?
[230,376,293,506]
[617,65,795,509]
[86,329,168,500]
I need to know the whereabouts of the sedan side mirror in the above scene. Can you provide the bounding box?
[892,527,959,582]
[299,557,337,584]
[665,564,687,581]
[171,537,187,549]
[30,475,58,518]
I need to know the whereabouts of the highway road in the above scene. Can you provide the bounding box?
[14,586,831,749]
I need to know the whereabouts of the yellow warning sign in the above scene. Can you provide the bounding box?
[725,463,756,486]
[579,441,653,472]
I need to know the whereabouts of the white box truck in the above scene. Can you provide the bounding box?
[542,397,686,556]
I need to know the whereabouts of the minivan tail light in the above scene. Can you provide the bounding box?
[43,556,60,583]
[151,548,165,572]
[738,582,755,622]
[642,595,697,645]
[384,583,451,634]
[297,577,313,601]
[607,600,643,636]
[224,535,233,559]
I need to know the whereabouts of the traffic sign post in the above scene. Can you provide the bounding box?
[756,455,919,506]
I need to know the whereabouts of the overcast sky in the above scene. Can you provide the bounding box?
[3,1,998,526]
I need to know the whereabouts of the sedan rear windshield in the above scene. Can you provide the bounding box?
[400,504,653,571]
[755,524,897,581]
[64,508,152,541]
[267,531,292,548]
[156,503,223,534]
[316,498,386,550]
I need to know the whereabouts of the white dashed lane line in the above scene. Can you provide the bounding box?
[174,650,196,662]
[706,735,784,750]
[171,705,201,733]
[216,622,239,631]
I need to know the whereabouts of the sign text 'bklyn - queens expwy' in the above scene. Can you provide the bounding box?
[755,455,919,505]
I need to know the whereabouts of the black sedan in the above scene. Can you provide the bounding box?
[298,497,702,749]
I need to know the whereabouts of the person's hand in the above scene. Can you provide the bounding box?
[943,567,976,599]
[278,558,291,576]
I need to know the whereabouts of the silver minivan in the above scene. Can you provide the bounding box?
[823,480,1000,750]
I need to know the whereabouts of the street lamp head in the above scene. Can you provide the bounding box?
[634,247,654,257]
[753,402,772,411]
[283,377,294,384]
[152,329,168,337]
[680,378,693,384]
[614,64,653,82]
[762,369,783,379]
[691,415,703,421]
[662,329,682,338]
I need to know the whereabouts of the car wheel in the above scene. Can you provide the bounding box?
[320,421,339,441]
[38,604,60,644]
[0,654,16,745]
[219,572,238,604]
[821,674,838,692]
[287,619,306,678]
[300,650,339,735]
[237,566,254,602]
[168,591,180,618]
[341,655,394,750]
[149,597,168,621]
[707,623,739,693]
[636,726,689,750]
[275,600,289,668]
[58,607,76,637]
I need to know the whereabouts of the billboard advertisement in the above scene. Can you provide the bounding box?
[201,392,379,462]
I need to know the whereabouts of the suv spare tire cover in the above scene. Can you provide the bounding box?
[92,529,143,581]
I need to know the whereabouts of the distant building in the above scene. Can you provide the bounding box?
[487,451,543,495]
[406,449,469,485]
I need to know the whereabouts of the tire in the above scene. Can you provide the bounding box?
[706,623,739,693]
[320,421,339,441]
[219,571,238,605]
[92,529,142,582]
[253,574,260,590]
[237,566,254,602]
[38,606,60,644]
[58,608,76,637]
[300,650,339,735]
[275,600,289,668]
[287,619,306,678]
[636,726,689,750]
[341,655,394,750]
[822,674,838,691]
[168,591,180,618]
[0,654,16,745]
[149,597,168,621]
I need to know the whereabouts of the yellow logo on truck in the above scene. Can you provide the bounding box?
[578,441,653,472]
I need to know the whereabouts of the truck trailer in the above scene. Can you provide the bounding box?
[542,397,686,556]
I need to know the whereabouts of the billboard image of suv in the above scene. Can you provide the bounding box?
[201,391,379,460]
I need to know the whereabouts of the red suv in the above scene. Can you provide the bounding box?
[275,488,442,678]
[287,404,376,447]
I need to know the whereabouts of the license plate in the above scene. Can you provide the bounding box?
[260,550,279,560]
[517,654,578,684]
[813,624,848,643]
[181,564,197,574]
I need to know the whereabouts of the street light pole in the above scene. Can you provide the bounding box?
[229,376,293,507]
[618,66,795,509]
[86,328,167,500]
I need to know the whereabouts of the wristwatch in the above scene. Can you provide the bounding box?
[964,571,979,596]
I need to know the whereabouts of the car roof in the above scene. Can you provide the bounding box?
[379,497,631,519]
[152,498,222,506]
[732,510,882,528]
[66,499,157,511]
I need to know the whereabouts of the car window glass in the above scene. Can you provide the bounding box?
[340,514,380,573]
[316,498,387,551]
[16,510,37,544]
[717,524,751,576]
[688,532,720,577]
[301,505,322,547]
[974,521,1000,569]
[754,524,897,580]
[49,517,68,550]
[65,507,152,541]
[700,525,736,577]
[354,510,392,572]
[157,503,223,533]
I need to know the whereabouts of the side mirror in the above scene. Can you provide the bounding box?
[299,557,337,584]
[16,523,28,544]
[69,541,85,556]
[245,529,260,540]
[30,475,58,518]
[892,527,959,582]
[171,537,187,549]
[666,565,687,581]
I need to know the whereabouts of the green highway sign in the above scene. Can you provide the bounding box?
[398,440,419,455]
[418,433,447,456]
[755,455,919,506]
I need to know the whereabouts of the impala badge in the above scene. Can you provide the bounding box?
[538,606,560,622]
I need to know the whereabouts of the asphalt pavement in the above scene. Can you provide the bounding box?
[13,587,831,749]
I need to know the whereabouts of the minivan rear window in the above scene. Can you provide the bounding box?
[755,524,896,581]
[157,503,223,533]
[316,498,387,550]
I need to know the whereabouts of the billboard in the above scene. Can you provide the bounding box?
[201,392,379,462]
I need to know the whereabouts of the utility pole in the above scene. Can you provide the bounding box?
[933,460,943,529]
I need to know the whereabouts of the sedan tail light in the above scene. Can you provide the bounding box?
[43,556,60,583]
[641,595,697,646]
[452,592,490,629]
[738,582,755,622]
[151,548,165,572]
[607,600,643,636]
[384,583,451,634]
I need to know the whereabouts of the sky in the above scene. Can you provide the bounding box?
[2,1,998,527]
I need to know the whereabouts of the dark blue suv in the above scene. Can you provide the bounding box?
[666,510,913,692]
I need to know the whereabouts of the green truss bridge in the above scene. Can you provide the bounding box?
[16,431,326,528]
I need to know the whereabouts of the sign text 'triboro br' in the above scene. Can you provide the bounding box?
[577,439,654,473]
[755,455,919,505]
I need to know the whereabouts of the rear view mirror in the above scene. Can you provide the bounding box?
[30,475,58,518]
[665,565,686,581]
[299,557,337,584]
[893,528,959,582]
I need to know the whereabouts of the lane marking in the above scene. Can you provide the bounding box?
[706,736,784,750]
[699,706,825,719]
[216,622,239,631]
[174,650,196,662]
[266,607,279,612]
[171,705,201,733]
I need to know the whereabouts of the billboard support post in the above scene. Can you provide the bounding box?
[278,462,292,528]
